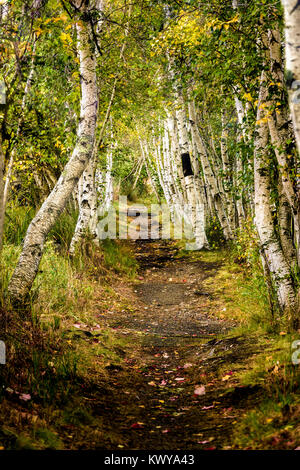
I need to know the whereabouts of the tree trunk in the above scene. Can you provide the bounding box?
[278,178,296,263]
[140,140,160,202]
[188,100,232,240]
[267,27,300,263]
[70,1,132,251]
[254,71,295,311]
[0,137,5,251]
[282,0,300,155]
[8,9,98,303]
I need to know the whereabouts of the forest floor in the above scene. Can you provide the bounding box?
[1,238,300,450]
[88,239,262,450]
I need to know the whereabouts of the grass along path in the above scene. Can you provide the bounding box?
[1,239,300,450]
[64,239,300,450]
[93,239,261,450]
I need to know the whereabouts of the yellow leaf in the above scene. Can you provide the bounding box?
[34,27,43,37]
[222,374,231,381]
[60,32,72,44]
[243,92,253,102]
[227,14,239,23]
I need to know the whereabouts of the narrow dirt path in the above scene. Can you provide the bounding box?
[87,240,262,450]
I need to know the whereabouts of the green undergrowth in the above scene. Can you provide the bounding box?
[176,241,270,333]
[1,205,300,449]
[99,238,138,278]
[175,240,300,449]
[0,208,139,449]
[216,254,299,449]
[232,332,300,449]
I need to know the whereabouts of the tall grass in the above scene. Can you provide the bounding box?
[49,205,78,253]
[100,239,138,277]
[4,202,35,246]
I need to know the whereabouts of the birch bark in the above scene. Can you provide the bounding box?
[266,28,300,264]
[8,6,98,302]
[70,1,132,251]
[254,71,295,311]
[188,100,232,240]
[282,0,300,155]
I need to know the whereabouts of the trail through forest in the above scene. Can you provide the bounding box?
[87,240,262,450]
[2,0,300,455]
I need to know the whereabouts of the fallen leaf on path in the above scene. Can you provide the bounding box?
[19,394,31,401]
[199,437,215,445]
[194,385,205,396]
[222,375,231,381]
[183,363,193,369]
[222,371,234,381]
[131,423,144,429]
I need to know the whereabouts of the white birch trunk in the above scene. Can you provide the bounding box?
[282,0,300,155]
[103,141,114,212]
[254,71,295,311]
[220,110,236,230]
[175,99,208,248]
[8,9,98,302]
[266,27,300,264]
[188,100,232,240]
[233,95,246,225]
[70,1,132,250]
[69,155,98,253]
[140,140,160,201]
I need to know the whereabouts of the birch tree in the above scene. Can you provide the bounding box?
[69,1,132,253]
[8,2,98,302]
[254,71,296,311]
[282,0,300,155]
